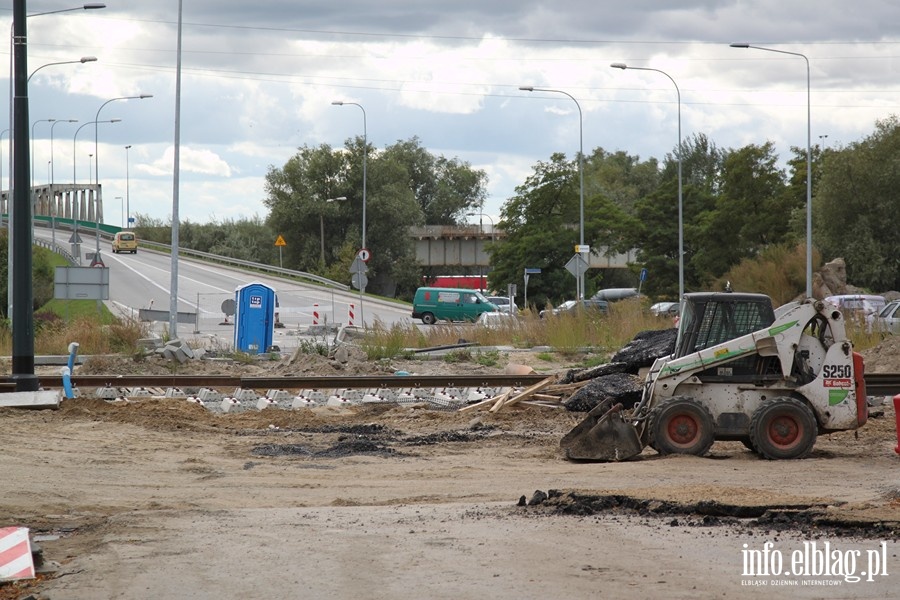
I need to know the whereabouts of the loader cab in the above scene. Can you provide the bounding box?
[674,292,776,360]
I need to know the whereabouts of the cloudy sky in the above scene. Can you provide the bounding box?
[5,1,900,229]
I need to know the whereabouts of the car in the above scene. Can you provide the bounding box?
[592,287,641,302]
[112,231,138,254]
[540,298,608,318]
[867,299,900,334]
[486,296,518,314]
[411,287,499,324]
[475,311,518,329]
[650,301,680,317]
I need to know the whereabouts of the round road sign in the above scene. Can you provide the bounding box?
[357,248,371,262]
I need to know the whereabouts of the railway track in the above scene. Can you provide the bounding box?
[1,373,897,397]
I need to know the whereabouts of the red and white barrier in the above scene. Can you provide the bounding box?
[312,303,319,325]
[348,303,355,327]
[0,527,34,581]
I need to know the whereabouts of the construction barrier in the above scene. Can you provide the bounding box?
[348,303,355,327]
[894,394,900,455]
[313,303,319,325]
[0,527,34,581]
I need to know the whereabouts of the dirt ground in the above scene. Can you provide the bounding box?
[1,339,899,599]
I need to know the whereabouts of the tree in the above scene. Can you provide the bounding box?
[815,116,900,291]
[490,152,640,309]
[263,136,488,295]
[692,142,788,281]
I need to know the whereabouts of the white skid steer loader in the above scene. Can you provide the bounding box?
[561,293,868,461]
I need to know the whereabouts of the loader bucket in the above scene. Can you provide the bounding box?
[560,401,644,461]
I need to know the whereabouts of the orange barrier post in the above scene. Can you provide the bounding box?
[894,394,900,455]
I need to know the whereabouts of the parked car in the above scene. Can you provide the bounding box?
[540,299,608,318]
[867,299,900,334]
[475,311,518,329]
[824,294,886,320]
[487,296,519,314]
[650,301,680,317]
[592,287,641,302]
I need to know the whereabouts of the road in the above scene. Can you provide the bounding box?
[33,227,414,347]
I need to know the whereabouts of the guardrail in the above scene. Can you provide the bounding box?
[137,240,350,291]
[36,219,349,291]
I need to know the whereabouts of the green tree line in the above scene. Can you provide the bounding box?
[130,117,900,307]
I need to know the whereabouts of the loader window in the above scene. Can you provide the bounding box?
[676,298,775,358]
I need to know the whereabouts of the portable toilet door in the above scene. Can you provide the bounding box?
[233,282,276,354]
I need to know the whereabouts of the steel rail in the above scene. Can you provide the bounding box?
[2,373,897,396]
[15,373,553,391]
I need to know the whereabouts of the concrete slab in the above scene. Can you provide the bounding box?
[0,390,61,409]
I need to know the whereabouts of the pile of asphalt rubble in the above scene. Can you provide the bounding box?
[559,328,678,412]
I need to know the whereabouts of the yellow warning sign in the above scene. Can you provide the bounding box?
[274,235,286,247]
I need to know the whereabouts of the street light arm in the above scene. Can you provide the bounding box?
[610,62,684,299]
[94,94,152,199]
[331,100,368,250]
[730,42,813,298]
[28,56,97,82]
[519,84,585,299]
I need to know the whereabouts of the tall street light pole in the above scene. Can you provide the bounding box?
[73,119,119,263]
[124,144,132,228]
[94,94,152,252]
[519,86,585,300]
[9,2,106,390]
[330,101,367,250]
[466,211,495,292]
[49,119,78,248]
[731,43,812,299]
[30,118,55,215]
[611,63,684,301]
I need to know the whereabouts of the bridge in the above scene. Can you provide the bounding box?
[5,187,636,270]
[0,183,104,224]
[410,225,635,268]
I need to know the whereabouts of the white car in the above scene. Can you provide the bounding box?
[867,299,900,334]
[486,296,518,314]
[650,301,680,317]
[475,311,518,329]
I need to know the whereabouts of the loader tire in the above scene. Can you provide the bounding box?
[648,397,715,457]
[749,397,818,460]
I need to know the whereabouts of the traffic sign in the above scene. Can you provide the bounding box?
[565,254,589,278]
[575,244,590,254]
[524,267,541,274]
[274,235,286,247]
[349,257,369,275]
[357,248,371,262]
[351,272,368,290]
[640,268,648,282]
[69,231,83,244]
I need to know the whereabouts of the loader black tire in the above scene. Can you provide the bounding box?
[648,397,715,457]
[749,397,818,460]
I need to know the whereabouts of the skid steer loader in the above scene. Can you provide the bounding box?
[561,293,868,461]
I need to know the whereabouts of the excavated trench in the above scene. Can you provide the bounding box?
[518,489,900,539]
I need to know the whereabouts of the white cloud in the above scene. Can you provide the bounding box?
[142,146,233,177]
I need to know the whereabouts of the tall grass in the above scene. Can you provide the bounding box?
[362,298,675,359]
[0,311,150,356]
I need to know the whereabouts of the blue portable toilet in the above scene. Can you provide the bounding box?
[234,282,276,354]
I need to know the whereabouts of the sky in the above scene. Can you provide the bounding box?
[4,0,900,230]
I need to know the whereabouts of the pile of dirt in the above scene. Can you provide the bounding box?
[860,335,900,373]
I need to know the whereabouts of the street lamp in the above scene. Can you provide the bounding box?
[466,212,495,292]
[94,95,152,227]
[519,86,586,299]
[49,119,77,247]
[320,196,347,265]
[73,119,120,263]
[28,56,97,82]
[115,196,123,227]
[611,62,684,301]
[8,1,106,390]
[730,42,812,299]
[124,145,132,228]
[330,101,367,251]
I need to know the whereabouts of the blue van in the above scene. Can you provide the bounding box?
[412,287,498,324]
